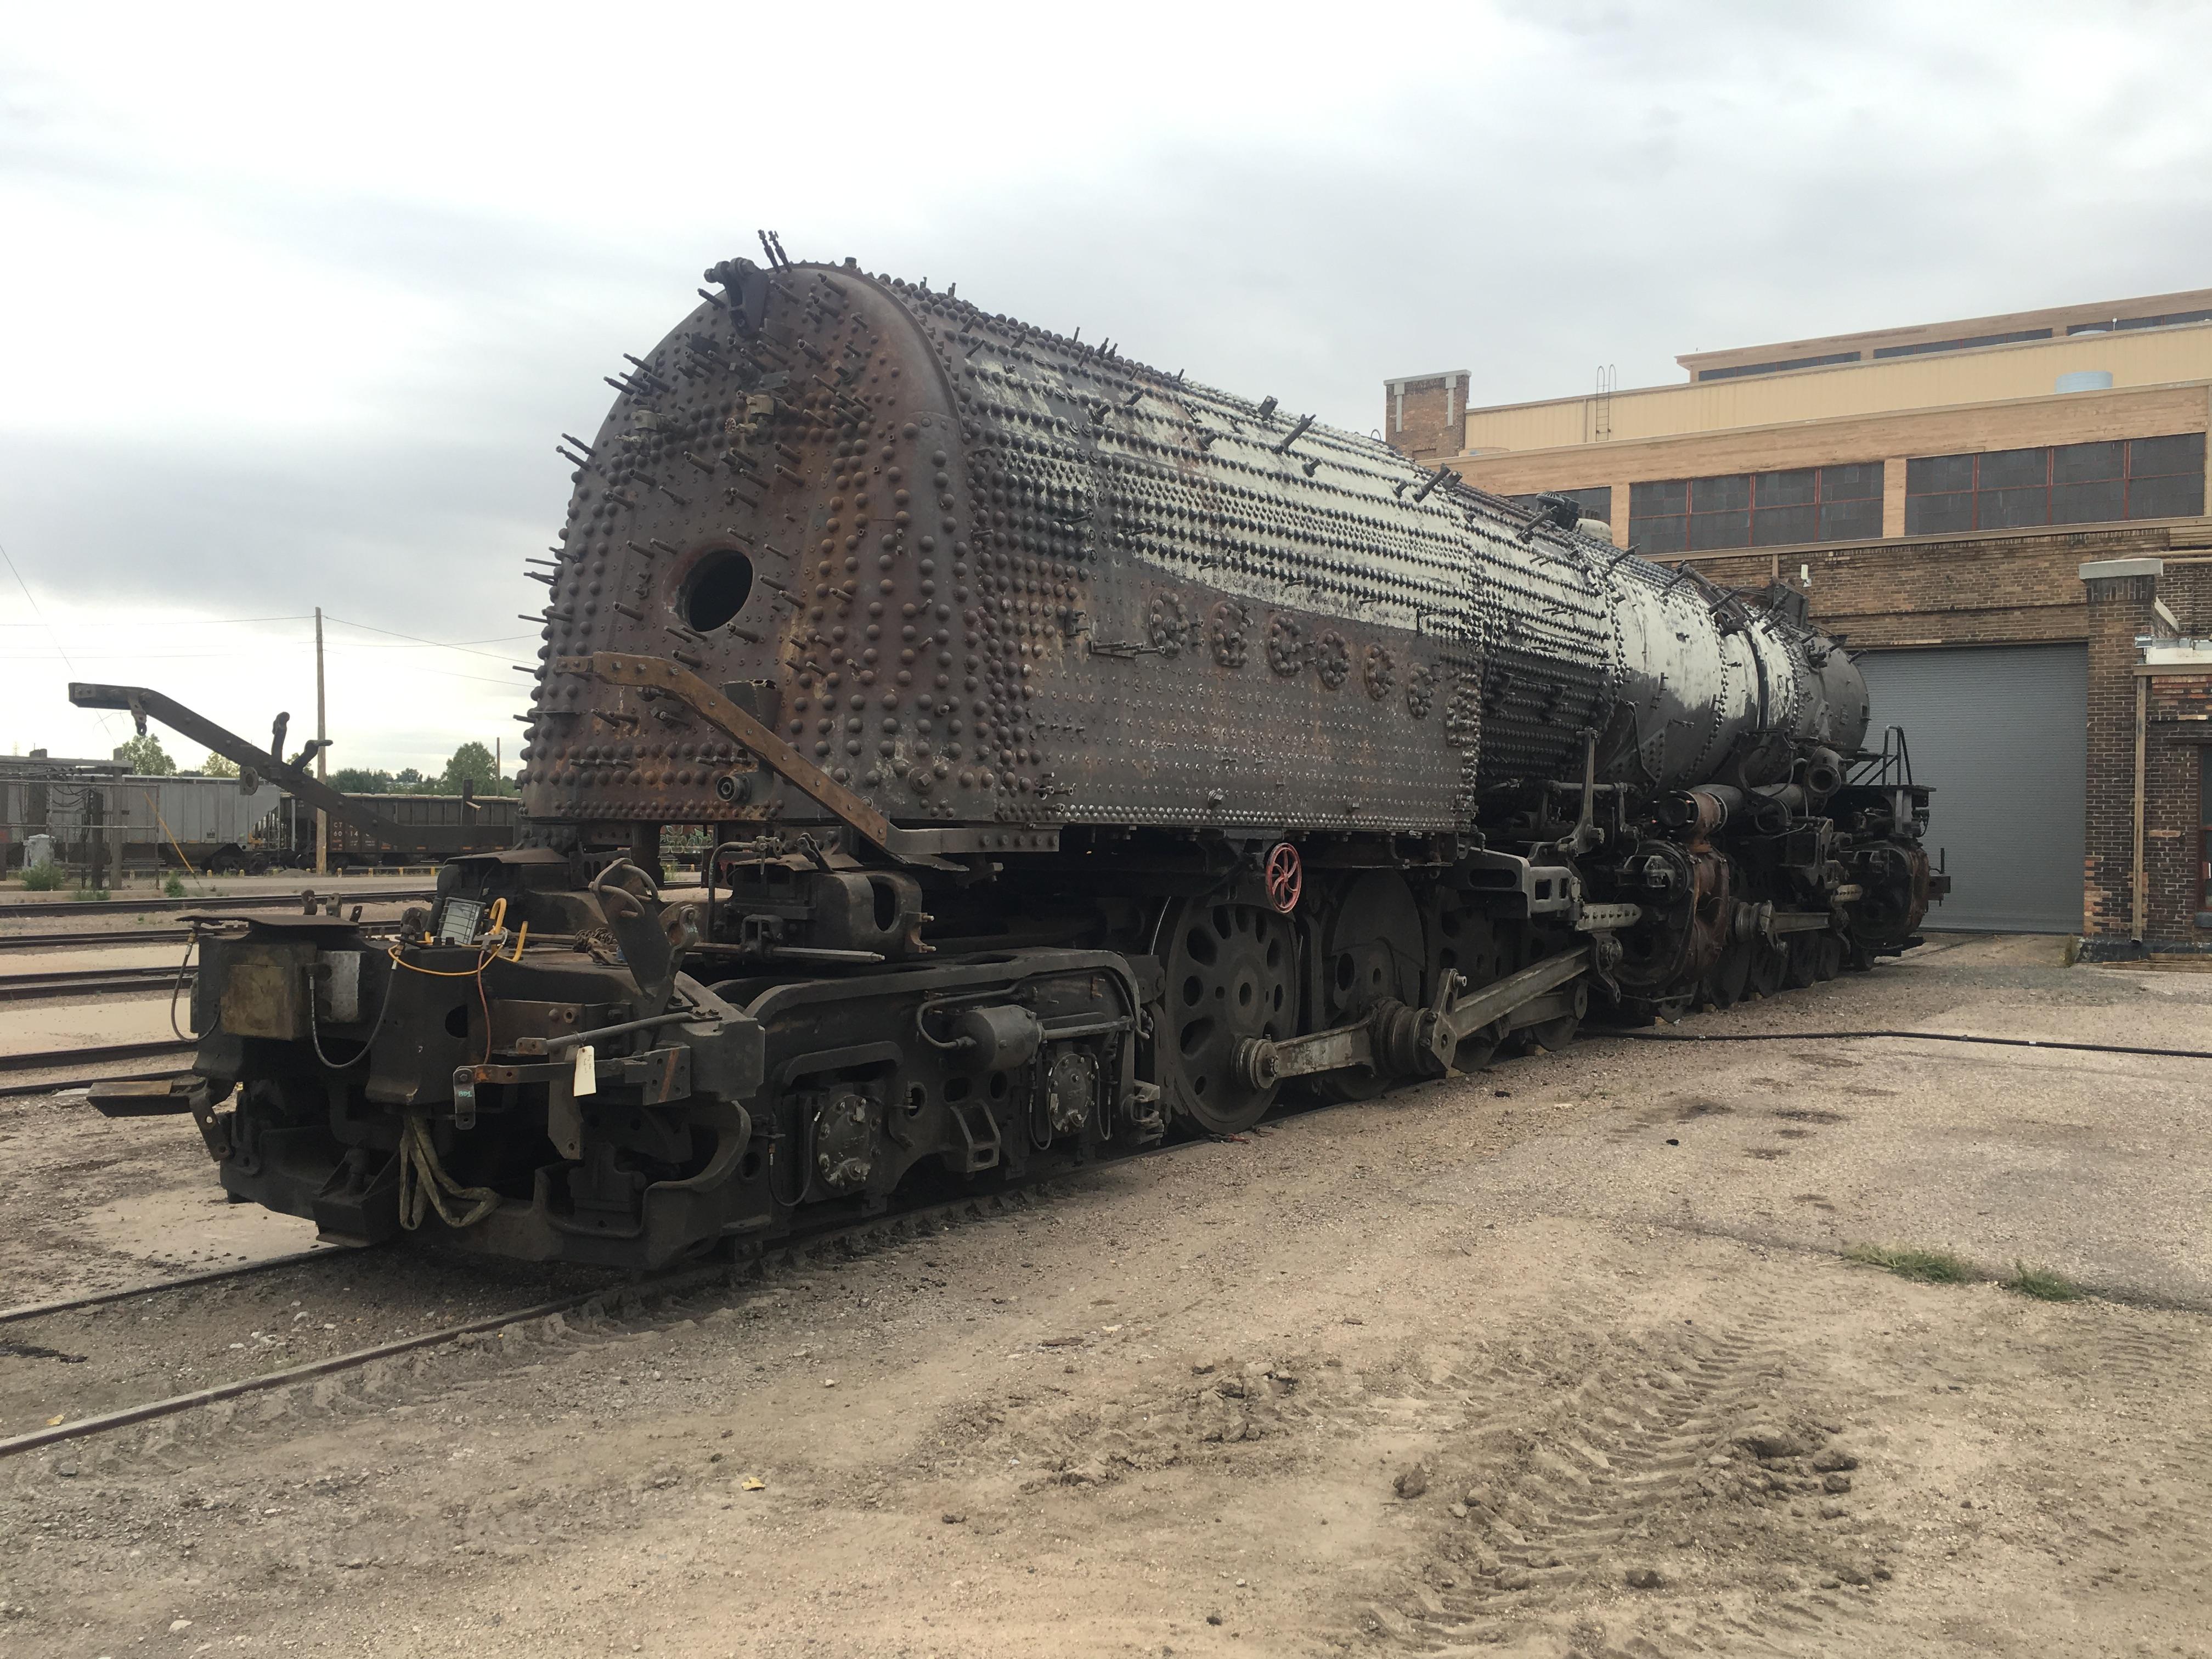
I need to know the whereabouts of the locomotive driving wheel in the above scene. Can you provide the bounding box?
[1705,940,1755,1010]
[1747,938,1788,998]
[1307,871,1428,1102]
[1156,899,1296,1135]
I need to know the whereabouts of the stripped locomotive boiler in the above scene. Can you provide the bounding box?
[92,251,1940,1267]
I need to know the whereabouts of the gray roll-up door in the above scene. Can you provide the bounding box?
[1854,644,2085,933]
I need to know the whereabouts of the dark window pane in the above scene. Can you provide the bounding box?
[1909,454,1976,494]
[1819,462,1884,500]
[2053,441,2123,484]
[1633,514,1687,554]
[2116,309,2212,331]
[2051,481,2125,524]
[1688,509,1751,549]
[1978,486,2051,528]
[1753,469,1816,507]
[1752,504,1816,545]
[2127,473,2205,519]
[1817,497,1883,541]
[1632,479,1689,517]
[1978,448,2049,489]
[2129,433,2204,477]
[1690,473,1751,512]
[1905,492,1975,535]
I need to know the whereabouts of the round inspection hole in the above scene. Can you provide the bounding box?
[682,549,755,631]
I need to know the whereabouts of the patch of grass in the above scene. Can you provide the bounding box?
[70,887,112,904]
[19,862,65,891]
[2001,1261,2084,1301]
[1844,1242,1977,1284]
[162,872,187,898]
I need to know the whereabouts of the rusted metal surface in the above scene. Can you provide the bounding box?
[514,260,1866,845]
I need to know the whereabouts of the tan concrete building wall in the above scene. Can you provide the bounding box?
[1677,286,2212,380]
[1458,326,2212,455]
[1453,382,2212,551]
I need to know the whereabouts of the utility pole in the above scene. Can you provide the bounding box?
[314,607,329,877]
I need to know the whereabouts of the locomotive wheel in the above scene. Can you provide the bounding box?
[1784,935,1819,991]
[1747,941,1788,999]
[1522,1013,1579,1053]
[1159,899,1296,1135]
[1705,941,1755,1010]
[1427,893,1507,1072]
[1309,872,1427,1103]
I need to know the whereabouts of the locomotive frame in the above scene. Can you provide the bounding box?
[77,246,1944,1268]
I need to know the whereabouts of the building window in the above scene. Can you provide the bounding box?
[1695,352,1860,382]
[1871,328,2052,359]
[1628,464,1884,554]
[1506,486,1612,524]
[1903,433,2205,534]
[2202,749,2212,917]
[2068,309,2212,335]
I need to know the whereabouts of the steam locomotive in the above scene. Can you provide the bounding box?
[86,249,1940,1267]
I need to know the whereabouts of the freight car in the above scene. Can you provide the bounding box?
[83,247,1942,1267]
[241,793,520,871]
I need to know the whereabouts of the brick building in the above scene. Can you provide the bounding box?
[1388,291,2212,951]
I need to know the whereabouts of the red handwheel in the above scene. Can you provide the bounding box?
[1265,841,1303,913]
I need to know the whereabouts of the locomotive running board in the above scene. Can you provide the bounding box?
[555,653,1061,869]
[1235,945,1593,1088]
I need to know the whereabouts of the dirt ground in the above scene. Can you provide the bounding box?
[4,932,2211,1658]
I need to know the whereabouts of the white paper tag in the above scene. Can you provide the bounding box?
[573,1044,597,1097]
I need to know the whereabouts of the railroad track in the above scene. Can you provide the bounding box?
[0,887,435,921]
[0,1037,199,1099]
[0,1166,1111,1462]
[0,920,404,954]
[0,963,194,1003]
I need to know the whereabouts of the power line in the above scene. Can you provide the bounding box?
[1,539,118,738]
[321,613,538,662]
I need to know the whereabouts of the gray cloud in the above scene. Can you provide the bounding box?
[4,1,2209,764]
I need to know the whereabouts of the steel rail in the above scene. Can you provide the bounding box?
[0,1068,190,1102]
[0,966,195,1003]
[0,1248,353,1327]
[0,888,433,921]
[0,921,403,953]
[0,1108,1290,1463]
[0,1169,1081,1460]
[1611,1029,2212,1061]
[0,1038,198,1076]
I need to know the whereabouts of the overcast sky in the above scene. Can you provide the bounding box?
[3,1,2207,772]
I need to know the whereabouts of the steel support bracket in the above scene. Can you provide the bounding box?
[556,653,1057,870]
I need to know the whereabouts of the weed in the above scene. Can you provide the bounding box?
[163,873,187,898]
[1844,1242,1976,1284]
[2001,1261,2083,1301]
[70,887,112,904]
[19,862,65,891]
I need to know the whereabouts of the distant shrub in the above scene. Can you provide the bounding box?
[20,862,65,891]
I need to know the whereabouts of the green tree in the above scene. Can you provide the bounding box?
[436,742,514,796]
[331,767,393,794]
[197,751,240,779]
[393,766,424,789]
[112,733,176,776]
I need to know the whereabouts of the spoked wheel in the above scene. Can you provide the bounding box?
[1784,935,1820,990]
[1428,890,1508,1072]
[1158,899,1296,1135]
[1747,940,1788,998]
[1812,934,1844,982]
[1308,872,1426,1102]
[1705,940,1755,1010]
